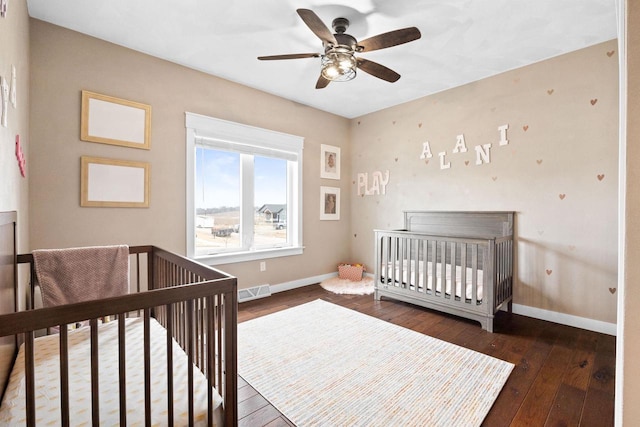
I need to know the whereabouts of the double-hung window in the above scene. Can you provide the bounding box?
[186,113,304,264]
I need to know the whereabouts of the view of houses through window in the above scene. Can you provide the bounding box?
[194,148,288,256]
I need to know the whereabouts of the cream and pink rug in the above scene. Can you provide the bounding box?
[319,276,374,295]
[238,299,513,426]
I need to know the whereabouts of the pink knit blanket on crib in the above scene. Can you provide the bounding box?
[33,245,129,307]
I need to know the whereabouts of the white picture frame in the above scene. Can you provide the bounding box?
[81,156,150,208]
[320,144,340,180]
[320,186,340,220]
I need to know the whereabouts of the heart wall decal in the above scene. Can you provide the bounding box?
[559,194,566,200]
[547,89,554,95]
[546,269,553,275]
[590,99,598,106]
[609,287,617,294]
[597,174,605,181]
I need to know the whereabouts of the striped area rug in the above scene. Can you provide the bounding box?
[238,299,513,427]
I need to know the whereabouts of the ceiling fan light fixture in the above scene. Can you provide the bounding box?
[258,9,422,89]
[321,49,357,82]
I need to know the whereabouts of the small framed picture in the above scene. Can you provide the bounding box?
[320,144,340,180]
[320,186,340,220]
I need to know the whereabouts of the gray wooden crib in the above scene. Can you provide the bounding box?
[374,211,514,332]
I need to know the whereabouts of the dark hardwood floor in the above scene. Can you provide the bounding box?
[236,285,615,427]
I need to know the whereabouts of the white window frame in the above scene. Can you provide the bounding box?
[186,112,304,265]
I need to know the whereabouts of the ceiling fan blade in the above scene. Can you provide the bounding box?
[316,75,331,89]
[358,27,421,52]
[297,9,337,46]
[357,58,401,83]
[258,53,320,60]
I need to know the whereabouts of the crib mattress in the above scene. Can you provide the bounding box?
[0,317,223,426]
[381,260,484,301]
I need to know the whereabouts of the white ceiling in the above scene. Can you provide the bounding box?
[26,0,618,119]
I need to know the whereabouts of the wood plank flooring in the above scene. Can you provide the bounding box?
[236,285,615,426]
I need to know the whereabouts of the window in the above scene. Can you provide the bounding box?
[186,113,303,264]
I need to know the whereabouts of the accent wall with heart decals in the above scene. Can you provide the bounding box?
[349,40,619,331]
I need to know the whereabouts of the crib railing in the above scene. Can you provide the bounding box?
[3,246,238,427]
[375,230,492,307]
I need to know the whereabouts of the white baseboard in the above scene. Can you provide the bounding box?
[263,275,618,336]
[269,272,337,294]
[512,304,617,336]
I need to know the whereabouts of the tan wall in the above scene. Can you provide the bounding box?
[350,40,619,324]
[0,1,29,254]
[622,1,640,423]
[29,19,351,290]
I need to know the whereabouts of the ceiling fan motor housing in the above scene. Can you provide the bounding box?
[325,33,357,53]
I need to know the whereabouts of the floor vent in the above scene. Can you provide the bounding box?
[238,284,271,303]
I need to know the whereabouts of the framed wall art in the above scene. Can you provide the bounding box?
[320,186,340,220]
[320,144,340,180]
[81,156,150,208]
[81,90,151,149]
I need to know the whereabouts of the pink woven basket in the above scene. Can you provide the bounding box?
[338,264,364,281]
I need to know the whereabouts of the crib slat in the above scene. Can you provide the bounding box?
[25,331,35,427]
[217,295,223,397]
[118,314,128,426]
[405,238,411,290]
[450,242,456,299]
[415,238,420,290]
[390,236,397,287]
[472,244,478,305]
[398,237,405,289]
[381,236,389,288]
[60,326,70,427]
[187,299,195,425]
[497,241,503,303]
[90,318,100,426]
[430,240,437,294]
[198,296,204,371]
[223,291,239,427]
[207,295,215,427]
[419,239,426,291]
[460,243,467,302]
[166,304,175,425]
[440,241,447,297]
[144,309,151,427]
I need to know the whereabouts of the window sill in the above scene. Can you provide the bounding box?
[193,246,304,266]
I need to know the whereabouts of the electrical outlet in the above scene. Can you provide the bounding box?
[260,261,266,272]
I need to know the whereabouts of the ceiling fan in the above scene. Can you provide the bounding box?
[258,9,421,89]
